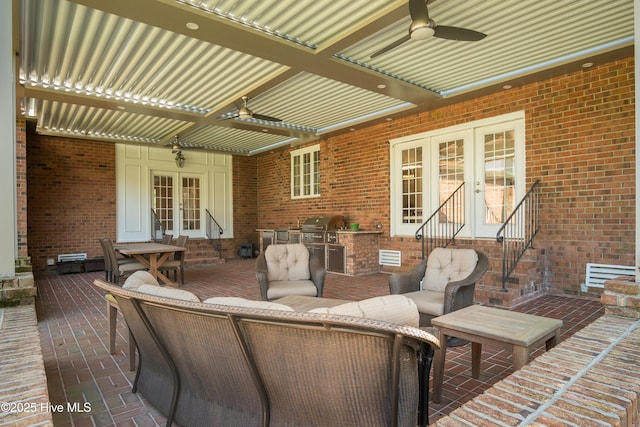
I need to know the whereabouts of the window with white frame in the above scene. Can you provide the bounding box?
[291,144,320,198]
[390,112,525,238]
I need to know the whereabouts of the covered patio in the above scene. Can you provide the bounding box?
[21,260,604,426]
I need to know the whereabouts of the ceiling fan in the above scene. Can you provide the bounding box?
[370,0,487,58]
[224,96,282,122]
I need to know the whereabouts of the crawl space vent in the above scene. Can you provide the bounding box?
[379,250,401,267]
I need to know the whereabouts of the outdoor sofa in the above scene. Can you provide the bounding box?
[94,276,440,427]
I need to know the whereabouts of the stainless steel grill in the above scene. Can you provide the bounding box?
[301,215,344,243]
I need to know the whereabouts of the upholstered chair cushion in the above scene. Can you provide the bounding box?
[203,297,294,311]
[309,295,419,327]
[265,244,311,282]
[403,290,445,317]
[123,270,159,290]
[267,280,318,300]
[423,248,478,292]
[136,284,200,302]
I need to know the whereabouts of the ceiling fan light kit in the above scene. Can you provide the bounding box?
[410,20,435,40]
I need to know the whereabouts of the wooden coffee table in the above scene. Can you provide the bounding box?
[431,305,562,403]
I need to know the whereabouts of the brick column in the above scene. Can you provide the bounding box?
[601,276,640,319]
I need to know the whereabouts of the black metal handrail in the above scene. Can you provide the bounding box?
[151,209,164,242]
[415,182,465,259]
[205,209,224,257]
[496,180,541,292]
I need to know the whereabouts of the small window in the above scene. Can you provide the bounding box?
[291,144,320,199]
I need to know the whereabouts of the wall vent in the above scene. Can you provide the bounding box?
[57,253,87,262]
[379,250,401,267]
[585,263,635,289]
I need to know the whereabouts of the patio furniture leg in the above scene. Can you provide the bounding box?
[108,300,117,354]
[128,328,136,371]
[418,343,434,427]
[432,330,448,403]
[471,342,482,379]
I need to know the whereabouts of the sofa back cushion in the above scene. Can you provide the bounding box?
[203,297,294,311]
[308,295,419,327]
[137,284,200,302]
[123,270,159,290]
[265,244,310,282]
[424,248,478,292]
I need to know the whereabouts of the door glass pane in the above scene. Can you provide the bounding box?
[484,130,516,224]
[153,175,174,232]
[401,147,422,224]
[182,176,201,231]
[438,139,464,224]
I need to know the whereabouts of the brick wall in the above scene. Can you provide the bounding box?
[256,56,635,300]
[26,125,117,271]
[233,155,258,252]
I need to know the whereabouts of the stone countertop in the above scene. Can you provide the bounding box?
[335,229,383,234]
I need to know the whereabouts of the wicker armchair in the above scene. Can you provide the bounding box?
[389,248,489,327]
[256,243,325,301]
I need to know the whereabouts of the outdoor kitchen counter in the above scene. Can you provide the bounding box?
[256,228,383,276]
[336,230,383,276]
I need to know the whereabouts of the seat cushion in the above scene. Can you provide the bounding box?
[136,284,200,302]
[404,290,445,317]
[266,280,318,300]
[423,248,477,292]
[203,297,294,311]
[123,270,159,290]
[308,295,419,327]
[264,244,311,282]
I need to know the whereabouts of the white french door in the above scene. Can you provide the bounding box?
[473,120,525,237]
[152,171,204,239]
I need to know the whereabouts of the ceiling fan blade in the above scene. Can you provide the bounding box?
[409,0,429,22]
[370,34,411,58]
[433,25,487,41]
[252,113,282,122]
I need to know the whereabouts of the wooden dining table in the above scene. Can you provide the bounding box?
[115,242,186,286]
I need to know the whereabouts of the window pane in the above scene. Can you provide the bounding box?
[401,147,422,224]
[484,130,516,224]
[291,145,320,199]
[292,155,301,197]
[313,150,320,195]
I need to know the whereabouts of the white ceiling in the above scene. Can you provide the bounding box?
[16,0,634,155]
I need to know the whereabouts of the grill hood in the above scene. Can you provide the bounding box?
[301,215,345,231]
